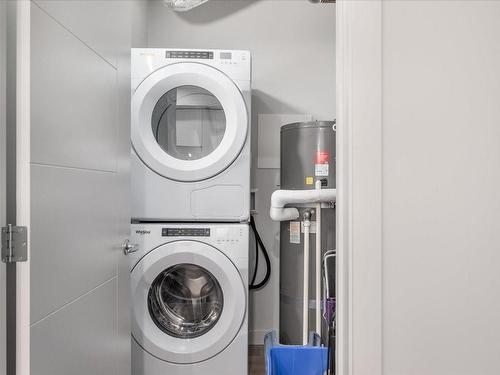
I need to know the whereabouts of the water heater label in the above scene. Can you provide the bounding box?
[315,151,330,176]
[316,151,330,164]
[315,163,329,176]
[290,222,300,244]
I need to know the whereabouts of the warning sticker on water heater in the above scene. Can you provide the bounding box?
[290,221,300,244]
[315,163,329,176]
[316,151,330,164]
[315,151,330,176]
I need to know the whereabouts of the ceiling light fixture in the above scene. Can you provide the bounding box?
[163,0,209,12]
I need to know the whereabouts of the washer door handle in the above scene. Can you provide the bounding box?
[122,239,139,255]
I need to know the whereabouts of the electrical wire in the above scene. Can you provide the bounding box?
[249,215,271,290]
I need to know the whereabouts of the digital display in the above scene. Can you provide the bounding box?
[162,228,211,237]
[165,50,214,59]
[220,52,232,60]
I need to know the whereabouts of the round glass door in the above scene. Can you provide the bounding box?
[152,86,226,162]
[130,240,246,364]
[131,63,248,182]
[148,263,223,339]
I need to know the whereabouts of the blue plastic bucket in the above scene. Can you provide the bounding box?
[265,331,328,375]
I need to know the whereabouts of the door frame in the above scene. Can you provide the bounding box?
[336,1,383,375]
[2,2,387,374]
[5,1,30,375]
[1,1,6,374]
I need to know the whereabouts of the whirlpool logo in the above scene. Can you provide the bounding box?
[135,229,151,235]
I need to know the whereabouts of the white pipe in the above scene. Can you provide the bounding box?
[323,250,336,298]
[269,185,336,343]
[315,181,322,336]
[303,215,311,345]
[269,188,336,222]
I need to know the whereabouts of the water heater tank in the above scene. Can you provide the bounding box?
[279,120,336,344]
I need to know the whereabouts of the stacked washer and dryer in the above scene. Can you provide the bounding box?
[130,49,251,375]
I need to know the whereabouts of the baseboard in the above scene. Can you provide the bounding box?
[249,329,277,346]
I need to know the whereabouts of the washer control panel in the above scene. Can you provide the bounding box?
[214,226,245,245]
[162,228,211,237]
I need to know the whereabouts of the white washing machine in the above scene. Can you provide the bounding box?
[131,48,251,222]
[129,223,248,375]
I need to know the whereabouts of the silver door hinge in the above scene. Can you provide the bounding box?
[1,224,28,263]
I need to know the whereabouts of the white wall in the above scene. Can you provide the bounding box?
[0,0,6,373]
[131,0,148,48]
[146,0,335,344]
[381,2,500,374]
[339,2,500,373]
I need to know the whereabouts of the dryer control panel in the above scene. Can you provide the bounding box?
[165,50,214,59]
[131,48,251,87]
[162,227,210,237]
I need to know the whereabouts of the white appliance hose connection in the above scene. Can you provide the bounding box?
[269,187,337,222]
[315,181,322,336]
[302,212,311,345]
[269,183,336,342]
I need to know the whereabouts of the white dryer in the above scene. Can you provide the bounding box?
[131,48,251,222]
[129,223,248,375]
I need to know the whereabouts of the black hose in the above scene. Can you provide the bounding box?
[250,223,259,286]
[249,215,271,290]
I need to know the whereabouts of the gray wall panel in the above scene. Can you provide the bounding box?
[33,0,123,67]
[31,280,117,375]
[30,164,119,324]
[31,3,118,172]
[116,2,136,374]
[29,0,136,372]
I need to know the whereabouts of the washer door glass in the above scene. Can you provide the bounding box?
[152,86,226,162]
[148,263,223,339]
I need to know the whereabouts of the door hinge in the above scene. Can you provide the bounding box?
[1,224,28,263]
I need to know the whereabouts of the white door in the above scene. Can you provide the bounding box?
[4,2,132,375]
[338,1,500,374]
[130,240,246,364]
[131,62,248,182]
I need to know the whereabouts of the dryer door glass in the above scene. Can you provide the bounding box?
[152,85,226,161]
[148,263,224,339]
